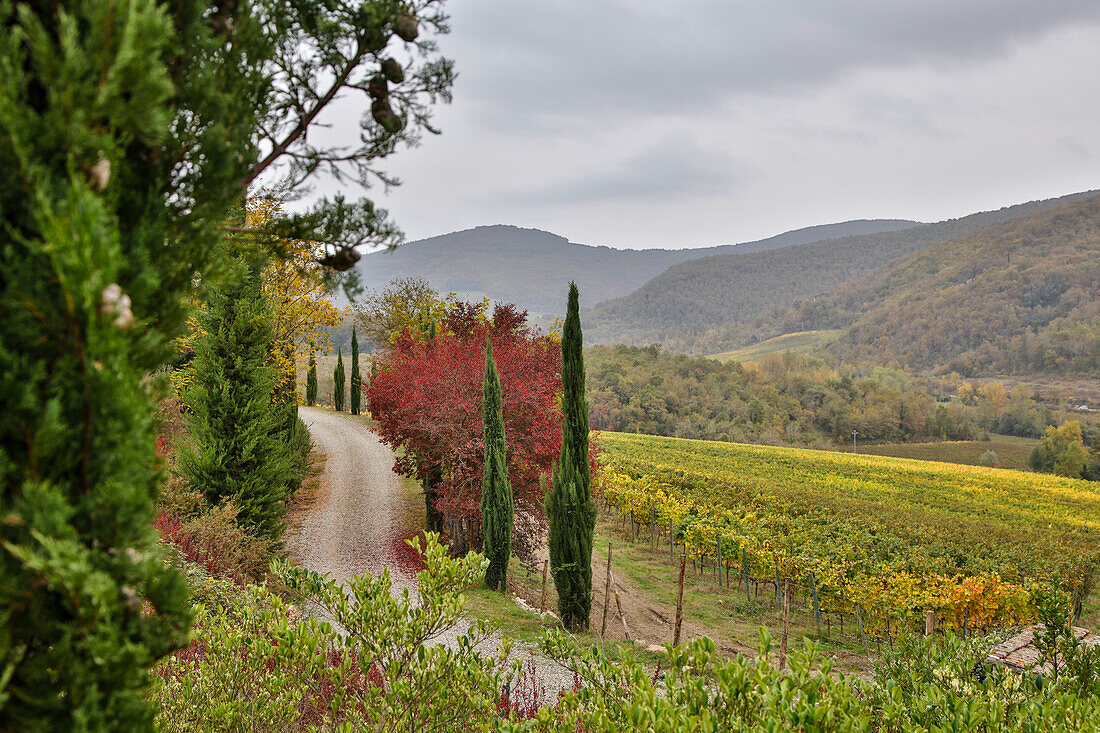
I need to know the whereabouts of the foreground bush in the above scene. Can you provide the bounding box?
[153,534,511,731]
[506,629,1100,732]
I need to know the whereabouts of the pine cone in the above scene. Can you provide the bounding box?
[367,75,388,99]
[371,98,403,133]
[392,14,418,41]
[381,58,405,83]
[319,247,361,271]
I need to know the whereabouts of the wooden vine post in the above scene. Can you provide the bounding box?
[808,572,822,636]
[717,534,723,587]
[674,551,687,646]
[779,578,792,670]
[539,559,549,614]
[773,554,782,606]
[610,569,630,640]
[925,609,935,637]
[742,549,751,603]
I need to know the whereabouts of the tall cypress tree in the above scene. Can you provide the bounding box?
[350,327,362,415]
[177,267,296,541]
[306,342,318,406]
[481,339,513,590]
[548,282,596,630]
[333,349,346,411]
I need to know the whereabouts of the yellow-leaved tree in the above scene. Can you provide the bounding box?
[174,197,342,401]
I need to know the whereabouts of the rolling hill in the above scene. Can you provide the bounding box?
[350,220,919,314]
[584,190,1098,352]
[820,193,1100,376]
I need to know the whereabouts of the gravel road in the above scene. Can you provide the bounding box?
[287,406,575,701]
[287,406,419,592]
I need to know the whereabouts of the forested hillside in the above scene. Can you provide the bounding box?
[585,190,1097,352]
[816,193,1100,376]
[585,345,1033,447]
[351,220,918,313]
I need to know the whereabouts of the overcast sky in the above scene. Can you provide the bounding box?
[334,1,1100,250]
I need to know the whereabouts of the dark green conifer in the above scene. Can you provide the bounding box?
[350,327,362,415]
[481,339,513,590]
[306,342,318,406]
[334,349,346,411]
[548,282,596,630]
[177,267,296,540]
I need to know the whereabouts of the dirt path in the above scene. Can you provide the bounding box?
[286,406,576,699]
[287,407,421,592]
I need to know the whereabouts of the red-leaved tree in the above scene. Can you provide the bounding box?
[367,303,563,559]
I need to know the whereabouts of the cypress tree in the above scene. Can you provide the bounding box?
[481,339,513,591]
[548,282,596,630]
[350,327,362,415]
[306,342,318,406]
[334,349,346,411]
[177,267,296,541]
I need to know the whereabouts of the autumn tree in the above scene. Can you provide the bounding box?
[1030,422,1089,478]
[350,328,362,415]
[0,0,454,725]
[353,276,459,346]
[368,300,563,559]
[251,198,343,399]
[548,282,596,631]
[481,339,513,590]
[334,349,347,411]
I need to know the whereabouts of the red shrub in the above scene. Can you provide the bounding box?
[155,510,244,585]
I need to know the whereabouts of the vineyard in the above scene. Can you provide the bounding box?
[598,431,1100,636]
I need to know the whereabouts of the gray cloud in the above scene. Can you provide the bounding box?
[448,1,1100,126]
[504,139,753,205]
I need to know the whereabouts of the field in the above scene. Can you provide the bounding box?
[598,431,1100,633]
[709,329,842,363]
[853,434,1037,471]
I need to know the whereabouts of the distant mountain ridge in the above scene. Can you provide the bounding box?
[584,190,1099,352]
[352,219,920,313]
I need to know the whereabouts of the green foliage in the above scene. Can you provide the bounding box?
[305,344,318,406]
[586,345,974,446]
[501,628,1100,732]
[176,268,297,541]
[481,339,513,591]
[1032,585,1075,680]
[333,349,346,412]
[1031,422,1090,478]
[506,631,867,731]
[350,328,362,415]
[153,533,510,732]
[548,283,595,630]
